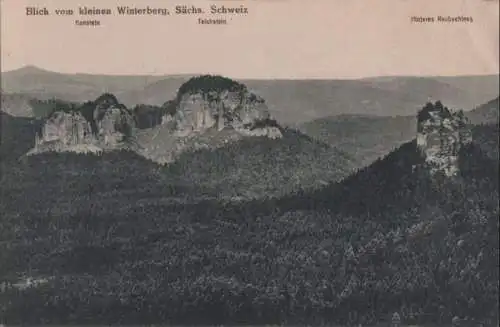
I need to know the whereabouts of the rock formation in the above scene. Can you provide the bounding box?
[416,101,472,176]
[38,111,93,145]
[29,111,102,155]
[161,113,174,125]
[95,106,135,147]
[171,75,282,138]
[91,93,135,147]
[134,75,284,164]
[27,77,282,161]
[0,93,35,117]
[27,93,136,155]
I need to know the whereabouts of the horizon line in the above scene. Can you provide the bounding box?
[1,65,499,81]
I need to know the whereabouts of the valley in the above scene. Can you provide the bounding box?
[0,68,498,326]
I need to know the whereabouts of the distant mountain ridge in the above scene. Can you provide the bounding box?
[2,66,498,124]
[298,114,416,168]
[1,66,191,108]
[466,96,499,125]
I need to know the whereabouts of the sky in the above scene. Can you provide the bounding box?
[1,0,499,79]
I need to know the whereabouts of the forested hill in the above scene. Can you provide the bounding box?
[268,136,499,324]
[471,123,499,160]
[467,96,499,125]
[161,128,353,199]
[281,123,498,213]
[0,113,41,162]
[1,116,498,325]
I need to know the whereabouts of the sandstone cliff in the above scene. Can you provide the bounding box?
[26,76,282,160]
[28,111,101,155]
[416,101,472,176]
[0,93,35,117]
[170,75,282,138]
[136,75,283,164]
[27,93,136,156]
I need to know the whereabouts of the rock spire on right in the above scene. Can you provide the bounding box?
[416,101,472,176]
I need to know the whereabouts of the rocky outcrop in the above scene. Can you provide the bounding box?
[134,76,285,164]
[96,106,135,147]
[416,101,472,176]
[0,93,35,117]
[28,111,101,155]
[236,125,282,139]
[27,77,282,161]
[92,93,135,147]
[27,93,136,155]
[161,114,174,125]
[171,75,282,138]
[39,111,93,145]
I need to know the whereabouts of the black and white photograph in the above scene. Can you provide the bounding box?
[0,0,499,326]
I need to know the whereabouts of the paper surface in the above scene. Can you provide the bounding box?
[0,0,499,326]
[2,0,499,78]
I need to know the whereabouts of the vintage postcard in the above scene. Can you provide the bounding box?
[0,0,499,325]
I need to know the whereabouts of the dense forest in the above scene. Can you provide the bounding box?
[1,84,498,325]
[0,119,497,325]
[0,113,41,162]
[29,98,79,118]
[176,75,247,99]
[162,128,352,198]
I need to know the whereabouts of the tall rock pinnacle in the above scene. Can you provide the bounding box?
[416,101,472,176]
